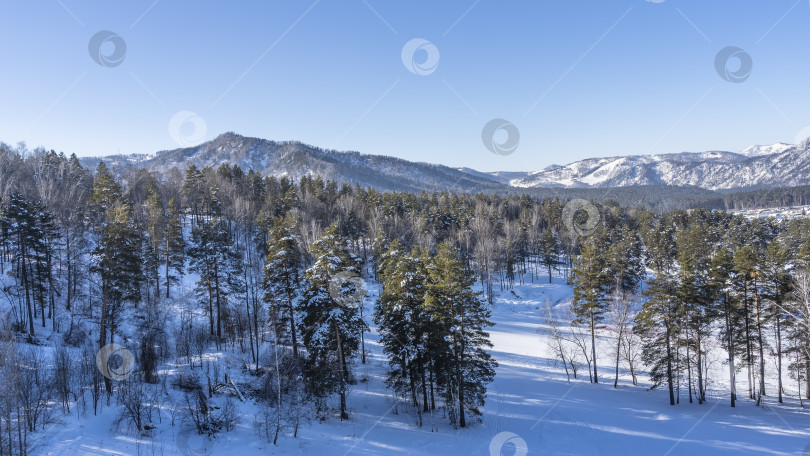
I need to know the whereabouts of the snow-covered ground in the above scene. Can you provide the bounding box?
[37,271,810,456]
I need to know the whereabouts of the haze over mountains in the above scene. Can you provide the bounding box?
[80,132,810,193]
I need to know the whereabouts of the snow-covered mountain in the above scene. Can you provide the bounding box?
[81,132,504,194]
[739,142,792,157]
[83,133,810,193]
[509,141,810,190]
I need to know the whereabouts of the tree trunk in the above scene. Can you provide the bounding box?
[776,315,783,403]
[287,285,299,359]
[165,236,171,298]
[754,283,765,401]
[99,280,112,395]
[455,334,465,428]
[666,321,675,406]
[20,239,35,336]
[743,283,753,399]
[214,261,222,340]
[726,303,736,407]
[590,310,598,383]
[614,326,621,388]
[686,327,693,404]
[334,320,348,420]
[696,328,704,404]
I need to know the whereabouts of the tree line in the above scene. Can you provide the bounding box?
[565,207,810,408]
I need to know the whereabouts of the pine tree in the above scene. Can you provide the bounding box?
[424,242,496,428]
[145,189,165,301]
[570,237,609,383]
[675,223,713,404]
[2,194,53,336]
[263,214,303,359]
[606,227,644,300]
[762,238,792,404]
[538,228,559,283]
[182,165,206,225]
[635,217,678,405]
[163,198,185,298]
[298,223,365,419]
[734,246,766,402]
[709,247,740,407]
[188,217,233,339]
[89,163,143,395]
[375,241,433,425]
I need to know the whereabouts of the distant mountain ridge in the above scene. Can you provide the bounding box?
[80,132,505,194]
[509,140,810,191]
[79,132,810,193]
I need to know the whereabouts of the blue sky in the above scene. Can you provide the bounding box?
[1,0,809,171]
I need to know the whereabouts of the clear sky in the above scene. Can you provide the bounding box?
[1,0,809,171]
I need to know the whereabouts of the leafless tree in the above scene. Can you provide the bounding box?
[52,346,74,414]
[570,320,593,383]
[608,294,633,388]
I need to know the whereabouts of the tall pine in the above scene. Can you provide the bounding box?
[425,242,496,428]
[299,223,365,419]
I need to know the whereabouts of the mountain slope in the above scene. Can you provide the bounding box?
[511,141,810,190]
[80,133,810,193]
[81,132,506,194]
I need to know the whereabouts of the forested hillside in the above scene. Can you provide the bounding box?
[1,146,810,454]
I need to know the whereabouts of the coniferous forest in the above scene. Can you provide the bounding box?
[1,146,810,454]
